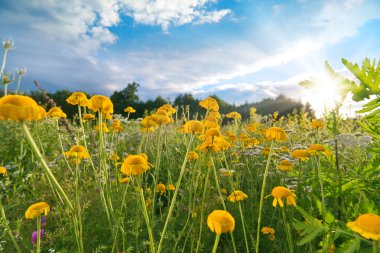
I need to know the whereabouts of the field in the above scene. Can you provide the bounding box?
[1,89,380,253]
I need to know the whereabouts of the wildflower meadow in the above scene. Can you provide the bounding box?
[1,40,380,253]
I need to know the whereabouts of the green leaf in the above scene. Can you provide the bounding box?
[335,238,361,253]
[293,219,327,246]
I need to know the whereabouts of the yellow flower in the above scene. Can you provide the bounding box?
[278,160,294,171]
[0,166,7,175]
[141,116,158,128]
[152,110,172,125]
[261,147,271,155]
[205,127,221,137]
[188,151,199,161]
[94,122,110,133]
[196,136,231,153]
[183,120,204,134]
[121,154,153,176]
[119,177,130,184]
[167,184,175,191]
[220,188,228,195]
[25,202,50,219]
[156,183,166,194]
[46,107,67,118]
[239,133,250,142]
[158,104,176,116]
[279,146,290,153]
[273,111,279,119]
[271,186,297,207]
[124,106,136,113]
[0,95,46,121]
[291,149,309,161]
[311,119,324,129]
[245,123,257,133]
[346,213,380,240]
[199,97,219,111]
[226,111,241,120]
[207,210,235,235]
[208,110,221,119]
[203,115,219,128]
[88,95,114,114]
[64,145,90,159]
[82,113,95,122]
[261,227,275,235]
[227,190,248,202]
[307,144,326,155]
[66,92,88,106]
[110,120,124,132]
[265,127,287,141]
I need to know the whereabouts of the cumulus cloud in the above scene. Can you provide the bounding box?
[120,0,231,31]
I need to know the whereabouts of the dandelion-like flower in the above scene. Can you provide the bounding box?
[278,160,294,171]
[167,184,175,191]
[0,95,46,121]
[152,110,172,125]
[261,227,275,235]
[119,178,130,184]
[46,107,67,118]
[87,95,113,114]
[271,186,297,207]
[82,113,95,122]
[187,151,199,161]
[156,183,166,194]
[307,144,327,155]
[94,122,110,133]
[291,149,309,161]
[183,120,204,134]
[120,154,153,176]
[66,92,88,106]
[226,112,241,120]
[346,213,380,240]
[311,119,324,129]
[124,106,136,113]
[0,166,7,175]
[227,190,248,202]
[203,115,219,128]
[199,97,219,111]
[207,210,235,235]
[266,127,287,141]
[64,145,90,160]
[25,202,50,219]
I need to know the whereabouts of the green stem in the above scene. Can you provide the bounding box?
[0,48,8,76]
[36,216,41,253]
[281,207,294,253]
[256,140,275,253]
[374,240,378,253]
[75,161,84,253]
[212,234,221,253]
[157,135,194,253]
[316,157,325,216]
[137,178,156,253]
[20,121,74,212]
[238,202,250,253]
[0,199,21,253]
[15,74,23,94]
[196,166,211,253]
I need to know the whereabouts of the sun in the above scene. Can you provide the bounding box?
[301,76,344,117]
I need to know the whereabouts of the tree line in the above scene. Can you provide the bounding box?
[27,82,314,120]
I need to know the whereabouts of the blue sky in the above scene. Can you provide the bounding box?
[1,0,380,113]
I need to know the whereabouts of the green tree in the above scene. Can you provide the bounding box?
[110,82,140,115]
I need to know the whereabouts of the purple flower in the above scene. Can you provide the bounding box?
[31,229,44,244]
[41,216,47,225]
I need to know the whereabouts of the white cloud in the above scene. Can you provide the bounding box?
[120,0,231,32]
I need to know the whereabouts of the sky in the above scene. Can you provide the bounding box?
[1,0,380,116]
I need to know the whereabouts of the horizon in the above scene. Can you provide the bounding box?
[1,0,380,117]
